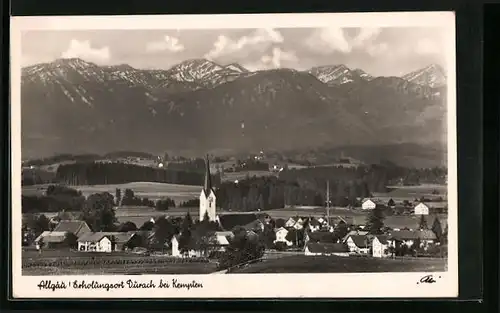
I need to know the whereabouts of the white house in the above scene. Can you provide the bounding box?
[361,199,377,210]
[274,227,293,246]
[372,235,390,258]
[387,230,437,249]
[284,217,297,228]
[345,235,370,254]
[414,203,430,215]
[77,233,114,252]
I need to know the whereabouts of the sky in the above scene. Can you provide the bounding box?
[20,27,448,77]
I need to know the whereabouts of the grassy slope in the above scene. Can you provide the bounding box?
[231,255,447,273]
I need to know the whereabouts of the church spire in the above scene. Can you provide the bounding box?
[204,154,212,195]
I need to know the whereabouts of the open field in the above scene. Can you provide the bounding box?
[23,182,202,203]
[22,248,217,275]
[230,255,447,273]
[373,184,447,202]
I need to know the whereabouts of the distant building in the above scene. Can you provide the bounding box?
[304,242,349,257]
[200,155,217,222]
[345,235,370,255]
[77,232,116,252]
[34,231,68,249]
[361,199,377,210]
[53,220,92,238]
[372,235,390,258]
[387,230,437,248]
[274,227,292,246]
[414,203,430,215]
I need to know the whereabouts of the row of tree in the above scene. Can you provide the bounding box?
[54,162,221,186]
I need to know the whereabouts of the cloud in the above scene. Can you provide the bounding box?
[366,42,389,57]
[304,27,382,56]
[415,38,440,55]
[61,39,111,63]
[243,47,299,71]
[146,35,185,53]
[304,28,351,54]
[204,28,284,61]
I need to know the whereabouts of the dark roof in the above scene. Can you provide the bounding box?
[274,218,286,228]
[77,232,134,243]
[203,154,213,196]
[374,235,389,245]
[53,220,89,235]
[388,230,437,241]
[218,213,259,231]
[306,242,349,254]
[307,231,336,243]
[242,219,263,231]
[348,235,370,248]
[308,218,321,227]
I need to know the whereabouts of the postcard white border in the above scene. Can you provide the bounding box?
[10,12,458,299]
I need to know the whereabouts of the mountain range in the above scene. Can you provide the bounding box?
[20,58,448,165]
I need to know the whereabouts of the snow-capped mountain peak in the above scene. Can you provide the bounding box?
[402,64,446,88]
[307,64,372,85]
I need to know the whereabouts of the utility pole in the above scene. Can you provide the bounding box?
[326,180,331,225]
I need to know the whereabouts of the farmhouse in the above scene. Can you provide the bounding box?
[387,229,438,248]
[361,199,377,210]
[306,217,322,232]
[345,235,370,255]
[53,220,92,238]
[372,235,390,258]
[34,231,69,249]
[171,231,234,257]
[274,227,292,246]
[77,232,117,252]
[414,202,430,215]
[305,231,336,244]
[304,242,349,257]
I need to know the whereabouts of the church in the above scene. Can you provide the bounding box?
[199,155,217,222]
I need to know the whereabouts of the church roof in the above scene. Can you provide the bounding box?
[203,154,213,196]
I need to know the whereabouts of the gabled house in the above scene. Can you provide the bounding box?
[345,234,370,254]
[387,229,438,249]
[414,202,430,215]
[77,232,116,252]
[361,199,377,210]
[34,231,69,249]
[53,220,92,238]
[372,235,390,258]
[274,227,292,246]
[304,242,349,257]
[306,218,322,232]
[305,230,336,244]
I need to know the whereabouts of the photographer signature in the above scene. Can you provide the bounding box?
[417,275,441,284]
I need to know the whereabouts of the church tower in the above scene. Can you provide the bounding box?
[199,154,216,222]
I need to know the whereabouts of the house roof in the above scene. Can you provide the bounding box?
[242,219,264,231]
[348,235,370,248]
[218,214,260,231]
[306,242,349,254]
[274,227,288,233]
[274,218,286,228]
[342,230,369,242]
[374,235,389,245]
[35,231,68,243]
[308,218,321,227]
[388,230,437,241]
[307,231,336,243]
[53,220,89,235]
[77,232,133,243]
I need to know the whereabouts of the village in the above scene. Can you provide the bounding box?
[23,156,448,274]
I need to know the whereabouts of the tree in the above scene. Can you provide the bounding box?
[418,215,428,230]
[122,189,135,206]
[387,198,395,207]
[151,216,178,251]
[365,206,385,235]
[333,220,349,242]
[117,221,137,232]
[431,217,443,242]
[139,221,155,231]
[178,213,194,253]
[80,192,117,231]
[217,230,265,271]
[115,188,122,206]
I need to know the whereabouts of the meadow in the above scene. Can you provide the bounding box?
[23,181,202,203]
[230,255,447,273]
